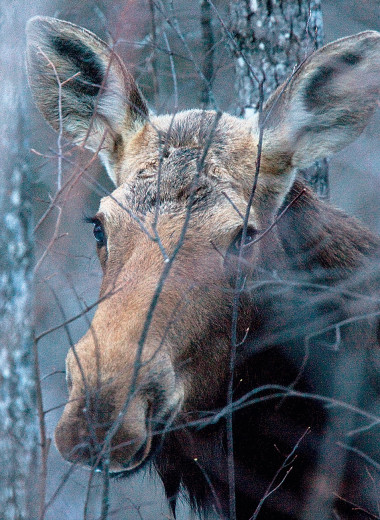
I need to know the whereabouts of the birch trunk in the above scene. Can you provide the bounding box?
[0,3,37,519]
[229,0,328,198]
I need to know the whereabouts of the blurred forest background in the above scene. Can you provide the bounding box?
[2,0,380,519]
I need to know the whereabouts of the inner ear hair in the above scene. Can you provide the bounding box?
[26,15,148,180]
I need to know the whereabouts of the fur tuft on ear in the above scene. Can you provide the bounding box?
[26,16,148,181]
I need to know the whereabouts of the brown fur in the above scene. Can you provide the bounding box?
[27,18,380,519]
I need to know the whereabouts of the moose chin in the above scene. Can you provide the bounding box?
[27,16,380,520]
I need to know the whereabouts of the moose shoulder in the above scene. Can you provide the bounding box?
[27,17,380,520]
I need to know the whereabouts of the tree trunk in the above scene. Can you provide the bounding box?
[229,0,329,198]
[200,0,215,107]
[0,4,37,519]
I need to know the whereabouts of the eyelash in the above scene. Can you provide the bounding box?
[83,214,97,224]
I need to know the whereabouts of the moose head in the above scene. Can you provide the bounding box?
[27,16,380,519]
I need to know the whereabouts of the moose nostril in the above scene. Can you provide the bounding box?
[55,417,101,464]
[69,439,94,462]
[55,393,119,466]
[63,432,110,467]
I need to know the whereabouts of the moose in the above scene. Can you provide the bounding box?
[27,16,380,520]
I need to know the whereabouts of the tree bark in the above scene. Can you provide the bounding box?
[229,0,329,198]
[0,4,37,519]
[200,0,215,107]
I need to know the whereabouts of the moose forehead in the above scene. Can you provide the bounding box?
[114,110,258,189]
[103,110,258,218]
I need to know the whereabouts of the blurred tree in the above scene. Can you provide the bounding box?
[0,4,37,520]
[229,0,329,198]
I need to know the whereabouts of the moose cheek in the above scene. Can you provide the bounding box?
[97,246,108,271]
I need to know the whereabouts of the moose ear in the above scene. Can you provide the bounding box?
[260,31,380,172]
[26,16,148,182]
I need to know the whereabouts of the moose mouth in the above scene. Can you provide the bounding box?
[105,406,155,476]
[109,398,184,478]
[109,436,158,479]
[116,427,154,474]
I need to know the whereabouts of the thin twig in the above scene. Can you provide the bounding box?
[33,335,50,520]
[250,428,309,519]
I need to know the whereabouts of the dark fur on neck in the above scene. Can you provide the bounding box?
[155,181,380,520]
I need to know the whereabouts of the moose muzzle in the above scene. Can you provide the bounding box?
[55,337,184,472]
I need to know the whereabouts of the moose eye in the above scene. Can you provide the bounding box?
[231,227,258,253]
[92,219,105,246]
